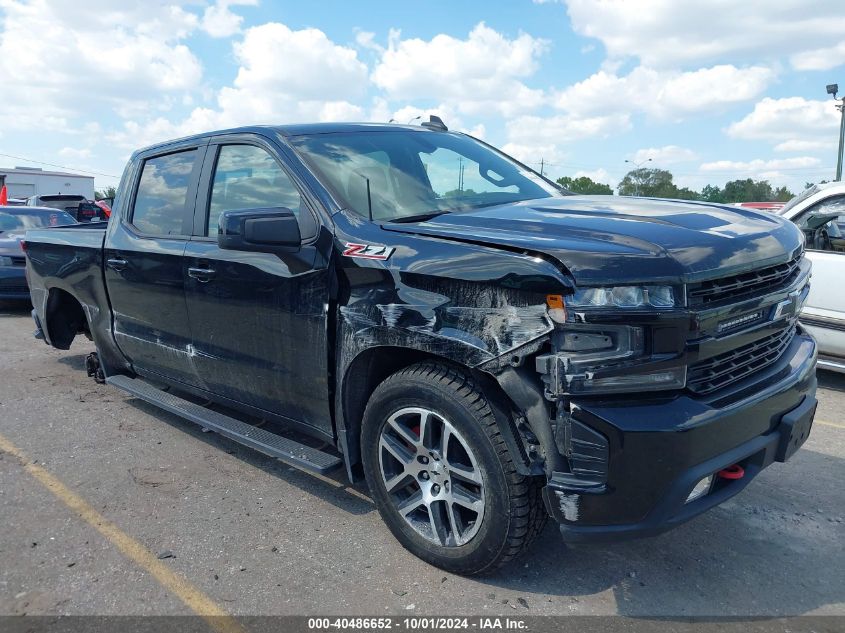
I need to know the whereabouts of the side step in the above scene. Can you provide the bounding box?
[107,375,342,474]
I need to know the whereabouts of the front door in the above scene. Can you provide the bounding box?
[105,145,205,386]
[183,138,332,432]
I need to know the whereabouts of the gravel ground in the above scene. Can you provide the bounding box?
[1,300,843,618]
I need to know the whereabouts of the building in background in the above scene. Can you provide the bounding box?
[0,167,95,201]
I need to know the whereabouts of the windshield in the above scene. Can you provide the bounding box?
[778,185,819,215]
[0,209,77,233]
[290,130,561,221]
[36,196,85,211]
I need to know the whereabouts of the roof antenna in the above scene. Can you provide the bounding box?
[421,115,448,131]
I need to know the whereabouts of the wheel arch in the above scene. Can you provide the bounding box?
[44,287,88,350]
[338,345,537,482]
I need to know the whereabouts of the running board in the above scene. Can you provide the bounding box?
[107,375,342,474]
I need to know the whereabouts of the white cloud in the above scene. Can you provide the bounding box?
[700,157,822,172]
[632,145,698,165]
[230,22,368,102]
[502,112,630,165]
[554,65,774,120]
[695,156,829,192]
[564,0,845,69]
[774,139,836,153]
[109,22,370,147]
[58,147,93,160]
[573,168,611,183]
[201,0,257,38]
[726,97,840,154]
[371,23,549,116]
[790,41,845,71]
[0,0,203,129]
[508,113,630,143]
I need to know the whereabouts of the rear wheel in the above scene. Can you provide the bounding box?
[361,362,547,574]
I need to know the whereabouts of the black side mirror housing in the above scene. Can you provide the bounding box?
[218,207,301,253]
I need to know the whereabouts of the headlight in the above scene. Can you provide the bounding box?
[0,256,13,267]
[567,285,679,308]
[541,285,687,394]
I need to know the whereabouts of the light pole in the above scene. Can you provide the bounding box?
[624,157,652,196]
[828,84,845,181]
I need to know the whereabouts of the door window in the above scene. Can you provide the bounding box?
[207,144,303,236]
[799,195,845,253]
[131,150,197,236]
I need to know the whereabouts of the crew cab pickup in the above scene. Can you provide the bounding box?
[24,120,818,574]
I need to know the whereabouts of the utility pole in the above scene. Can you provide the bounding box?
[457,157,464,191]
[624,158,652,196]
[539,158,545,177]
[829,84,845,181]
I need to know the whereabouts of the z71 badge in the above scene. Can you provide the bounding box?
[342,243,394,260]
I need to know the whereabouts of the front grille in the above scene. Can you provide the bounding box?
[687,325,797,395]
[10,256,25,267]
[687,254,803,307]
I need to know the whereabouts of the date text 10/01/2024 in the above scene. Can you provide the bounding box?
[307,617,528,630]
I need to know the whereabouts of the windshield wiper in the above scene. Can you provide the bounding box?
[385,211,451,224]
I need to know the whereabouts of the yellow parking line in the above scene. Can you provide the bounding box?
[0,431,244,633]
[817,419,845,430]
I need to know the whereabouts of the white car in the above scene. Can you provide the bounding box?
[778,182,845,373]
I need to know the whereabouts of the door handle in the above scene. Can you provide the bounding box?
[107,257,128,271]
[188,266,216,282]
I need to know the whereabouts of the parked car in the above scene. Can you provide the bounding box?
[25,194,102,222]
[0,206,76,299]
[778,182,845,373]
[733,201,785,212]
[24,121,817,574]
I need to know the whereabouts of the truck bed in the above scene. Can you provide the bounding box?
[25,224,111,354]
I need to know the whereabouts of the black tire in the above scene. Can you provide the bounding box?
[361,362,547,575]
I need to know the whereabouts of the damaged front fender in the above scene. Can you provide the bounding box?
[333,211,575,479]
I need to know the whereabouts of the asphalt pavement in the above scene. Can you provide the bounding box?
[1,300,843,618]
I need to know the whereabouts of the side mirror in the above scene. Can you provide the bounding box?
[218,207,301,253]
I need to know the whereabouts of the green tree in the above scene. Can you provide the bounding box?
[701,184,725,203]
[773,186,795,202]
[674,187,700,200]
[556,176,613,195]
[617,168,694,198]
[95,186,117,200]
[722,179,774,203]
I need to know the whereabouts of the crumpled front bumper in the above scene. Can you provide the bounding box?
[543,332,817,543]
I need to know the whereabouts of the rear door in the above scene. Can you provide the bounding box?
[105,140,208,385]
[182,134,332,433]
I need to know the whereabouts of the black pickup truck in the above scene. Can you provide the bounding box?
[24,120,817,574]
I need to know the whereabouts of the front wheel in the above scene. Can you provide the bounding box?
[361,363,547,575]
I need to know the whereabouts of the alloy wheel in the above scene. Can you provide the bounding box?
[377,407,485,547]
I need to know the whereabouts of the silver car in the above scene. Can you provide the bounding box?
[0,206,76,300]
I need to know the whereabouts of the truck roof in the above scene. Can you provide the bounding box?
[133,123,443,157]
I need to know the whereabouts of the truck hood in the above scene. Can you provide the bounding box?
[382,196,803,285]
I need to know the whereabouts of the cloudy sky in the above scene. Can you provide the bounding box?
[0,0,843,193]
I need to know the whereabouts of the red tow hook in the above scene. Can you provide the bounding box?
[718,464,745,480]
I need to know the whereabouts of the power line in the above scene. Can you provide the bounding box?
[0,152,120,179]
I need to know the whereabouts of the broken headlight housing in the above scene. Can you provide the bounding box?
[540,287,687,395]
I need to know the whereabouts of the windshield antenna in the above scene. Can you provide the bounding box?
[362,174,373,221]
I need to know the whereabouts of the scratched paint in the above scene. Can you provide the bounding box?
[556,491,580,521]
